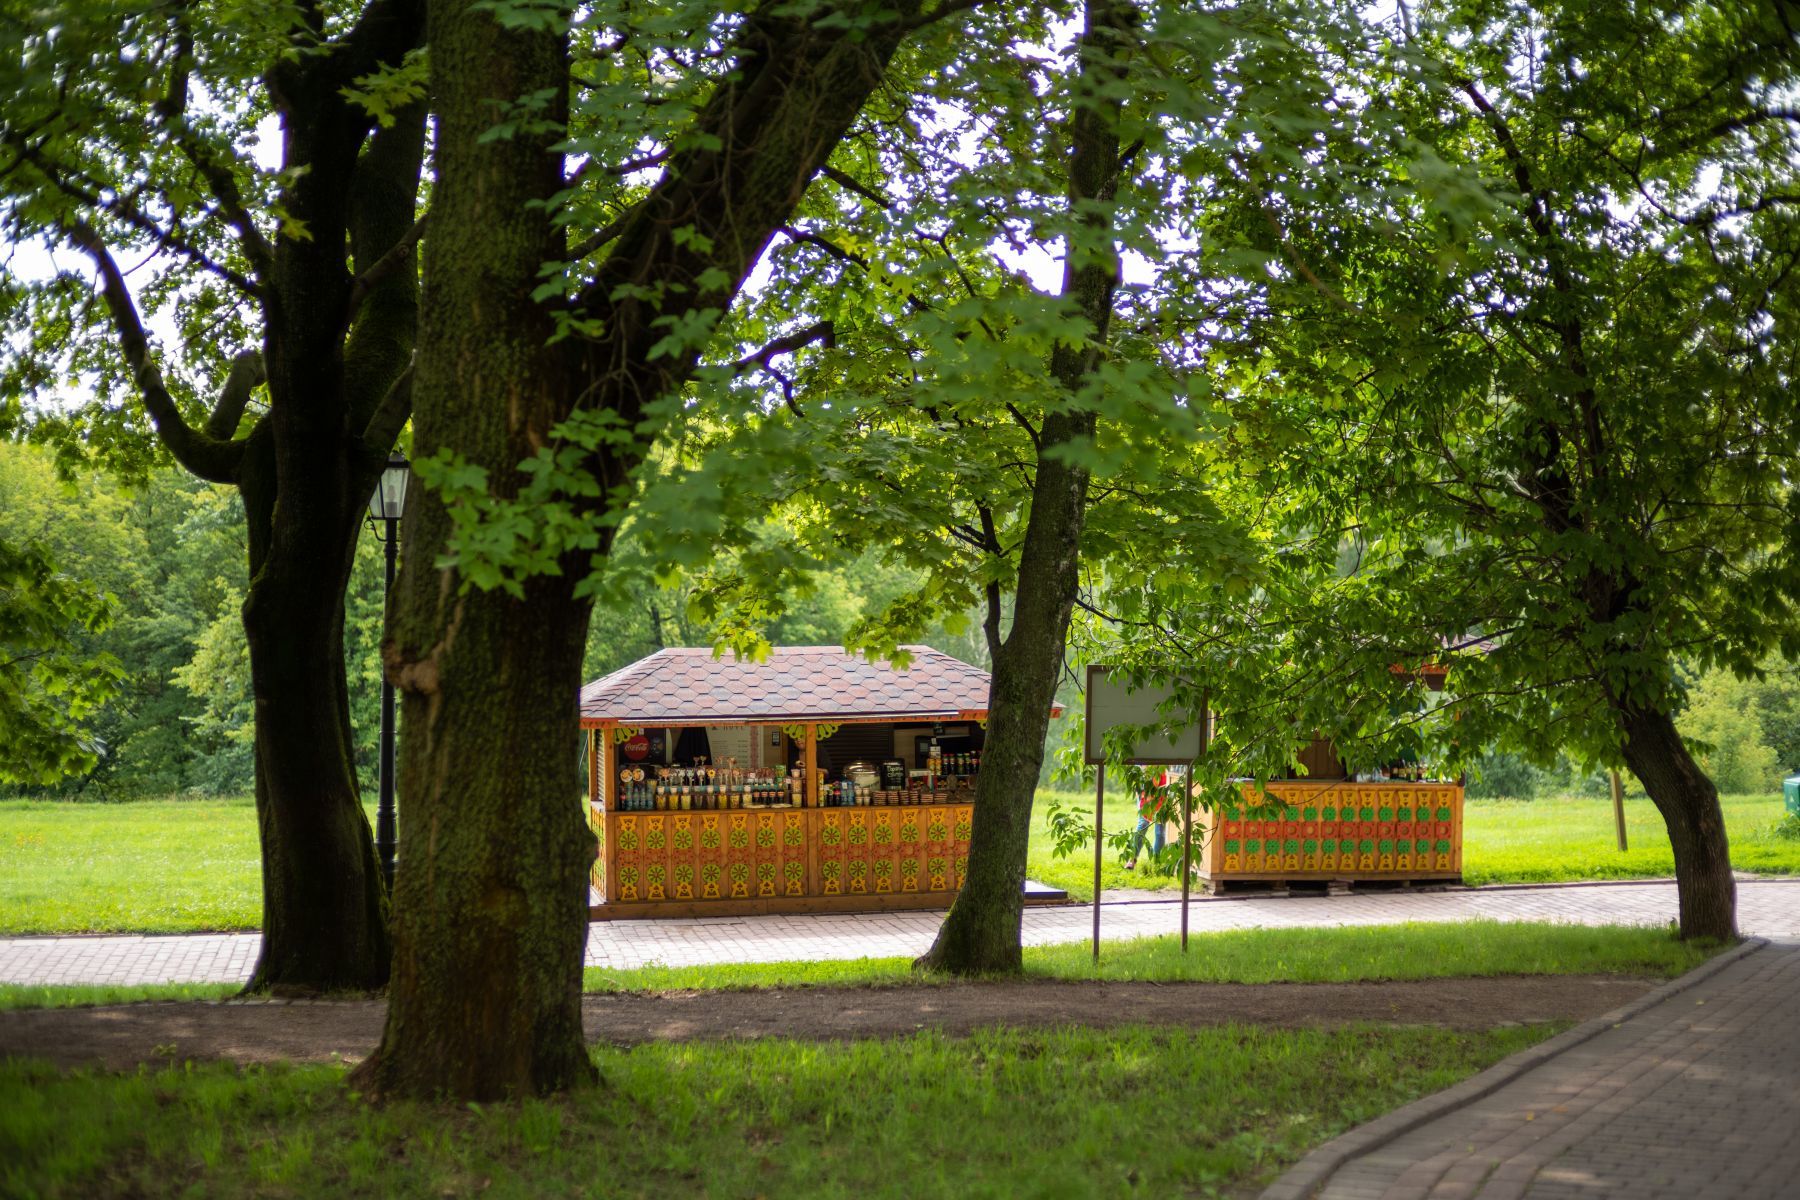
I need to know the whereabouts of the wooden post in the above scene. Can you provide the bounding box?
[1611,769,1628,852]
[600,729,618,905]
[1092,764,1104,962]
[804,723,819,809]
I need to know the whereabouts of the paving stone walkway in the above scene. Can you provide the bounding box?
[4,878,1798,986]
[1263,937,1800,1200]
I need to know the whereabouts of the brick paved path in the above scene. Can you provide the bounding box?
[4,878,1797,987]
[1271,938,1800,1200]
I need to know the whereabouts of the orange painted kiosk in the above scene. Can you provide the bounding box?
[580,646,1053,919]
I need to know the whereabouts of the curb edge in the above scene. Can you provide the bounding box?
[1255,936,1771,1200]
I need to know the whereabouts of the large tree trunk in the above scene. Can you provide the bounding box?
[352,0,595,1099]
[1618,703,1737,941]
[919,1,1128,975]
[358,0,926,1099]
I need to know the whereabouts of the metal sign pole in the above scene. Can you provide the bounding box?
[1181,759,1193,953]
[1092,763,1104,962]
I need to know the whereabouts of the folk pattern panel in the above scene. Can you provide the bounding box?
[844,810,872,894]
[614,804,979,906]
[750,810,807,898]
[1213,785,1462,878]
[816,805,972,895]
[817,810,847,895]
[726,812,753,898]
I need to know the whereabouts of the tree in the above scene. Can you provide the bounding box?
[2,1,426,985]
[356,0,961,1099]
[916,0,1132,972]
[0,534,119,785]
[1133,0,1800,939]
[641,1,1329,968]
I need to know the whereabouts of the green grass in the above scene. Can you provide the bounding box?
[583,920,1715,993]
[3,790,1794,934]
[0,796,370,936]
[1027,788,1185,898]
[0,983,238,1012]
[0,921,1711,1012]
[0,1022,1555,1199]
[1460,792,1800,885]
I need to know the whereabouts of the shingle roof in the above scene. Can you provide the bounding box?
[578,645,1042,726]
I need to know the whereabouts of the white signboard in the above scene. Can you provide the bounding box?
[1083,666,1204,765]
[706,725,757,770]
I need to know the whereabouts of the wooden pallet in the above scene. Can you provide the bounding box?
[1203,875,1462,897]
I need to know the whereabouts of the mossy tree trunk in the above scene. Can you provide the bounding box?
[356,0,925,1099]
[918,1,1130,976]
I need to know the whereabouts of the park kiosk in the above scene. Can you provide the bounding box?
[580,645,1058,919]
[1194,664,1466,890]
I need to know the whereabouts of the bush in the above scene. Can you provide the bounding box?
[1680,670,1781,795]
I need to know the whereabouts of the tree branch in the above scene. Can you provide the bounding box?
[819,164,891,207]
[203,350,265,439]
[732,320,836,417]
[67,222,245,484]
[347,213,427,319]
[155,26,275,283]
[362,359,413,453]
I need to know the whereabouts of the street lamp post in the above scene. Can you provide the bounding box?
[366,452,409,895]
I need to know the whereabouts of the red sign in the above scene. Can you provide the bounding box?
[621,734,650,761]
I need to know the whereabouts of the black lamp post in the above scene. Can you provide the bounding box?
[366,452,409,894]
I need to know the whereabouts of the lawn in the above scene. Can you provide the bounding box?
[0,797,366,936]
[0,1022,1553,1199]
[582,919,1714,992]
[2,789,1794,933]
[0,920,1716,1011]
[1459,792,1800,885]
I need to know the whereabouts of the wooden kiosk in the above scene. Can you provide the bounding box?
[581,646,1050,919]
[1194,733,1465,891]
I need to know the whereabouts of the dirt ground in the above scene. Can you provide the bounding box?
[0,974,1654,1072]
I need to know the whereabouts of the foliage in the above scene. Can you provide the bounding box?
[1045,0,1800,942]
[0,445,392,798]
[0,534,119,785]
[1679,670,1783,795]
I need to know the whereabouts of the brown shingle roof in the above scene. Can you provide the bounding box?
[578,645,1044,726]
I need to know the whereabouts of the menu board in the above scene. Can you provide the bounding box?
[706,725,757,770]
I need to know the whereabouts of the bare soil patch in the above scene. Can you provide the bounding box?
[0,974,1653,1072]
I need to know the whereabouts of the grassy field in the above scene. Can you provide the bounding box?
[1459,793,1800,885]
[0,1022,1553,1199]
[1,790,1794,934]
[0,921,1716,1011]
[582,920,1714,992]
